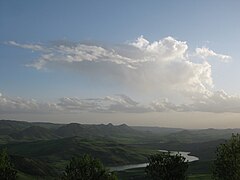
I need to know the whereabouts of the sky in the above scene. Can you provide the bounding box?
[1,0,240,128]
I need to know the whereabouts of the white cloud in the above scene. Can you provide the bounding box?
[7,36,235,108]
[150,98,183,112]
[131,35,150,49]
[7,36,190,70]
[0,93,60,114]
[0,92,150,114]
[25,54,50,70]
[7,41,45,51]
[189,90,240,113]
[131,36,188,61]
[149,90,240,113]
[195,47,231,62]
[57,94,151,113]
[8,41,138,69]
[2,91,240,114]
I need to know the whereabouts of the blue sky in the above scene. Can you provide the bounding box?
[1,0,240,128]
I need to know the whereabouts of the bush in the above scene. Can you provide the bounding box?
[61,154,117,180]
[213,133,240,180]
[0,148,17,180]
[145,152,188,180]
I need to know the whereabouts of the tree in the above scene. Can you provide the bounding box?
[0,148,17,180]
[61,154,117,180]
[145,152,188,180]
[213,133,240,180]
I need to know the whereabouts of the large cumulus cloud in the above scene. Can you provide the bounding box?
[7,36,219,97]
[5,36,237,114]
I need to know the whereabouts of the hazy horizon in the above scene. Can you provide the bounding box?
[1,1,240,128]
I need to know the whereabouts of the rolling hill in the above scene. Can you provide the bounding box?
[55,122,140,138]
[0,120,31,135]
[0,119,238,179]
[164,128,240,143]
[10,126,59,141]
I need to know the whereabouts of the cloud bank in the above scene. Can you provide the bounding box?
[0,93,59,114]
[1,91,240,114]
[0,93,150,114]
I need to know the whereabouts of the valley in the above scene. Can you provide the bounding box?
[0,119,237,179]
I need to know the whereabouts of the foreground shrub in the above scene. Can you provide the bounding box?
[0,149,17,180]
[61,154,117,180]
[145,152,188,180]
[213,133,240,180]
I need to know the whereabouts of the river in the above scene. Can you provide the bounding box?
[110,150,199,172]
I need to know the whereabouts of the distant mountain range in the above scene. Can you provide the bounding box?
[133,125,240,143]
[0,120,144,143]
[1,119,240,143]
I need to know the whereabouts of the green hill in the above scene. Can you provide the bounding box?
[0,120,31,135]
[55,123,139,137]
[31,122,63,130]
[165,128,240,143]
[0,120,148,143]
[132,126,183,135]
[3,137,151,166]
[10,126,59,141]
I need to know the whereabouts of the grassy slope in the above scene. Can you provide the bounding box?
[0,120,31,135]
[2,136,158,178]
[10,126,60,141]
[3,137,155,165]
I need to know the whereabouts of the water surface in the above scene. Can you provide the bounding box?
[110,149,199,171]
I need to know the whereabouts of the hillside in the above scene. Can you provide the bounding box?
[55,123,140,138]
[10,126,59,141]
[164,128,240,143]
[0,120,31,135]
[3,136,152,165]
[0,120,149,144]
[132,126,183,136]
[2,119,238,143]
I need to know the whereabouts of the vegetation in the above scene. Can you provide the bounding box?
[117,167,212,180]
[188,174,212,180]
[1,119,240,179]
[213,133,240,180]
[145,152,188,180]
[61,154,117,180]
[0,148,17,180]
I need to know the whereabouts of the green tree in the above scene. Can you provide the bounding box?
[213,133,240,180]
[61,154,117,180]
[0,149,17,180]
[145,152,188,180]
